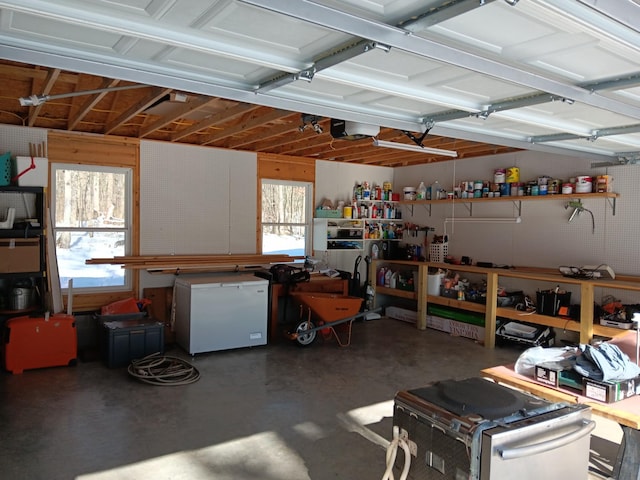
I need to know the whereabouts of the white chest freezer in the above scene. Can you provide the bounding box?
[174,273,269,354]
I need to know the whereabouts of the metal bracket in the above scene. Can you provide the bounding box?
[511,200,522,216]
[608,196,617,215]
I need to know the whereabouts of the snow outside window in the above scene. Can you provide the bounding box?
[51,164,132,291]
[261,179,312,258]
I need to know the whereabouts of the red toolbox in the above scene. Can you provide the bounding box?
[3,314,77,374]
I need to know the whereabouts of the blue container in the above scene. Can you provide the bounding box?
[0,151,11,186]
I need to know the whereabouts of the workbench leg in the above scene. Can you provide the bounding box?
[613,425,640,480]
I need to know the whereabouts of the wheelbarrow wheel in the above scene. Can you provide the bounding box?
[294,319,317,346]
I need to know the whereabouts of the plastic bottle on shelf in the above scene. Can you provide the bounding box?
[417,181,427,200]
[378,267,386,286]
[353,181,362,201]
[363,182,371,200]
[431,180,443,200]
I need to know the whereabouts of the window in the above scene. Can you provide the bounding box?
[51,164,132,291]
[261,179,312,257]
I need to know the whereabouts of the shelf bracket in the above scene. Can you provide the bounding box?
[463,202,473,216]
[607,196,617,216]
[511,200,522,216]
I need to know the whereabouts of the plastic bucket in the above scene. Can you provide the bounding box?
[427,273,443,296]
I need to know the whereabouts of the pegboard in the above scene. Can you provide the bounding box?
[0,125,48,157]
[139,140,257,256]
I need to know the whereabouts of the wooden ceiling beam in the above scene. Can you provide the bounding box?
[104,87,172,135]
[68,77,121,131]
[225,115,300,148]
[199,108,292,146]
[170,103,258,142]
[139,95,218,138]
[27,67,60,127]
[0,63,79,84]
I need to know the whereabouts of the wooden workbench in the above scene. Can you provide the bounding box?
[481,364,640,479]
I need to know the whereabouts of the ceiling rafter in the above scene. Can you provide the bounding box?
[170,103,259,142]
[27,67,60,126]
[104,87,172,135]
[138,95,217,138]
[68,77,121,131]
[199,108,293,146]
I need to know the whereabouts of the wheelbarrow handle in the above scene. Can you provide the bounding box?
[288,307,382,336]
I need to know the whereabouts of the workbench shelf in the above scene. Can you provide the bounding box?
[376,285,416,300]
[371,259,636,349]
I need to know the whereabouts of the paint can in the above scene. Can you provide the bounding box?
[494,169,506,184]
[506,167,520,183]
[575,176,593,193]
[403,187,416,200]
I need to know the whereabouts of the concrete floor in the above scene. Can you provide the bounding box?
[1,317,622,479]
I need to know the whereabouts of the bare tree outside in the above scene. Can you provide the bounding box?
[52,165,129,289]
[261,180,310,256]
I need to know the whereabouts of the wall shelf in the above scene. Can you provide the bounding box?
[399,192,619,216]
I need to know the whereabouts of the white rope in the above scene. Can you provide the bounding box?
[381,426,411,480]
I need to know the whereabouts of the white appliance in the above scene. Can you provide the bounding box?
[174,273,269,354]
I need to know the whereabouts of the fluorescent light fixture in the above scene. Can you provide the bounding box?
[19,84,149,107]
[445,217,522,224]
[373,139,458,157]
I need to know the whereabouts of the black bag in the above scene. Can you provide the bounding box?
[269,264,310,285]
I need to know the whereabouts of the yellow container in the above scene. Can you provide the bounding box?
[506,167,520,183]
[343,206,352,218]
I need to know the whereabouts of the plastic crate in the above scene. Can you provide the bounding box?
[315,208,343,218]
[429,239,448,263]
[101,317,164,368]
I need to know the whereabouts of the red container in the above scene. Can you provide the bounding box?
[4,314,77,374]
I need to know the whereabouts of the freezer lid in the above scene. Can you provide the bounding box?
[174,273,269,287]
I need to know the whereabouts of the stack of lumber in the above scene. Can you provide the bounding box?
[86,254,301,274]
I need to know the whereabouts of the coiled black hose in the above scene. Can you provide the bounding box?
[127,352,200,386]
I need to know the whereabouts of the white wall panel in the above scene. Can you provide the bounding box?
[140,140,256,256]
[315,159,395,276]
[228,150,257,253]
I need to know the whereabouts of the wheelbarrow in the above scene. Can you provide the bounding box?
[286,292,378,347]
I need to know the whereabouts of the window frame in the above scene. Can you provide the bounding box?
[260,178,313,258]
[51,162,133,293]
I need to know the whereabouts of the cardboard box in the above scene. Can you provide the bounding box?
[14,156,48,187]
[535,363,562,388]
[427,314,485,342]
[582,376,640,403]
[386,307,485,341]
[386,306,417,324]
[0,238,40,273]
